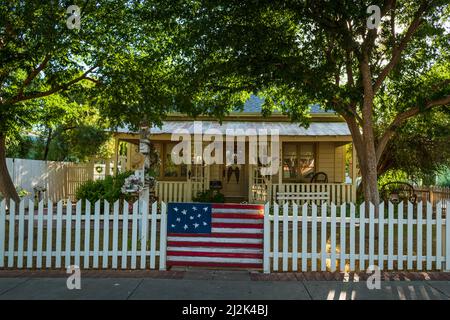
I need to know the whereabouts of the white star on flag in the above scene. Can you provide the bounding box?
[192,206,197,211]
[203,207,208,211]
[174,207,178,212]
[184,224,188,230]
[181,209,187,215]
[193,223,199,228]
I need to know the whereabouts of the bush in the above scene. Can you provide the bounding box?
[75,171,134,204]
[193,189,225,203]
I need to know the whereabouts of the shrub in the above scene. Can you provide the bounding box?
[193,189,225,203]
[75,171,134,204]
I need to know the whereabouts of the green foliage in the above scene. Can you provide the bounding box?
[378,110,450,178]
[193,190,225,203]
[0,186,30,202]
[378,170,411,189]
[437,168,450,187]
[75,171,134,204]
[47,125,111,162]
[6,134,38,159]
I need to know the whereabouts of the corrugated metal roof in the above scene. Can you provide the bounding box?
[118,121,350,136]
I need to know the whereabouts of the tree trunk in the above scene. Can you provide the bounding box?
[0,133,20,203]
[359,53,381,210]
[43,127,53,160]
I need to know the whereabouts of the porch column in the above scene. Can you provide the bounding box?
[105,156,111,177]
[278,139,282,199]
[113,136,119,176]
[248,165,254,203]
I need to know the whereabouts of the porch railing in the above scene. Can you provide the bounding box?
[270,183,356,205]
[155,181,204,203]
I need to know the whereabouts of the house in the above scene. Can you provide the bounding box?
[111,96,358,204]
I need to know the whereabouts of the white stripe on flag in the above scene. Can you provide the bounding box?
[212,227,263,234]
[167,236,262,244]
[167,247,263,254]
[212,218,263,224]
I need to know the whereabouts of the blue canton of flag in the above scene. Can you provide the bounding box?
[167,203,212,234]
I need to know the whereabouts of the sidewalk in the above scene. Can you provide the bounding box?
[0,270,449,300]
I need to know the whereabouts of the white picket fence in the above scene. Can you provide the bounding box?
[263,201,450,273]
[0,199,167,270]
[2,199,450,273]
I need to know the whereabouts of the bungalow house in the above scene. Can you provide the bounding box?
[111,96,358,205]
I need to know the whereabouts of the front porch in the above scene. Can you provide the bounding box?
[112,119,359,205]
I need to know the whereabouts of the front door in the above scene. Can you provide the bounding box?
[222,163,245,199]
[221,142,247,201]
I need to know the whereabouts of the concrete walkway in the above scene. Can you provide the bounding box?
[0,270,449,300]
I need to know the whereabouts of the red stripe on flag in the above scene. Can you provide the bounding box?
[167,241,263,249]
[212,213,264,219]
[167,251,263,259]
[167,261,262,269]
[211,222,263,229]
[168,232,263,239]
[212,204,264,210]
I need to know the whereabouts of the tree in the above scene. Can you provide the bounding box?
[377,109,450,179]
[146,0,450,206]
[0,1,170,202]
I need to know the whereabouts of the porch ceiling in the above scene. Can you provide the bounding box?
[117,121,351,136]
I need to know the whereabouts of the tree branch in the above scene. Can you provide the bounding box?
[373,1,430,93]
[17,54,52,99]
[376,95,450,163]
[7,66,97,104]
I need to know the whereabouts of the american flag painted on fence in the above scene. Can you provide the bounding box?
[166,202,264,269]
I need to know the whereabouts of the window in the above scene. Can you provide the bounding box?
[283,144,299,179]
[282,143,315,181]
[298,143,315,179]
[163,143,187,179]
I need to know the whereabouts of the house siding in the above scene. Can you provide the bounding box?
[316,142,347,183]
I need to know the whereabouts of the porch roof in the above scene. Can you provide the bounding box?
[118,121,350,136]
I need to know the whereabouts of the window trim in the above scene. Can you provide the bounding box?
[282,142,316,183]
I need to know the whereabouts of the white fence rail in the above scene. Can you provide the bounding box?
[263,201,450,273]
[0,199,167,270]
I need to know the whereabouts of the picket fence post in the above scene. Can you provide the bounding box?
[159,202,167,271]
[446,201,450,271]
[121,201,129,269]
[263,202,270,273]
[0,200,5,268]
[7,200,15,268]
[46,200,53,268]
[149,201,157,269]
[17,200,25,268]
